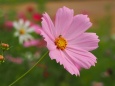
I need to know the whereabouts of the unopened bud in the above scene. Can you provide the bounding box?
[0,55,4,61]
[1,43,9,50]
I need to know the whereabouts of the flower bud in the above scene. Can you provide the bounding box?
[0,55,4,61]
[1,43,9,50]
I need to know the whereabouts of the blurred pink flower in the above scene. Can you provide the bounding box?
[17,12,26,20]
[4,21,13,30]
[32,25,42,34]
[6,55,23,64]
[33,13,42,22]
[40,6,99,76]
[23,39,39,47]
[27,6,34,13]
[23,39,46,47]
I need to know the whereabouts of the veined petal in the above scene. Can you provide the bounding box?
[41,13,55,40]
[68,33,100,51]
[66,45,97,69]
[55,6,73,36]
[41,30,56,51]
[49,49,80,76]
[64,14,92,40]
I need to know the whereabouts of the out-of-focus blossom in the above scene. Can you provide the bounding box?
[23,39,39,47]
[4,21,13,30]
[13,19,34,44]
[43,69,50,78]
[34,51,41,59]
[92,82,104,86]
[102,68,113,77]
[17,12,26,20]
[40,6,99,76]
[33,13,42,22]
[6,55,23,64]
[23,39,46,47]
[32,25,42,34]
[27,6,34,13]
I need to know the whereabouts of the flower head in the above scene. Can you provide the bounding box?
[40,6,99,76]
[13,19,34,44]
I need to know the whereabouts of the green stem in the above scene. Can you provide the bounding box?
[9,51,48,86]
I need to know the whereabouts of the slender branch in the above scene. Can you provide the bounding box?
[9,51,48,86]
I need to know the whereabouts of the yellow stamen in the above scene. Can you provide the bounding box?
[55,35,67,50]
[19,29,25,35]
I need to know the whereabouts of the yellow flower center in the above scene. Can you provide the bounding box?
[19,29,25,35]
[55,35,67,50]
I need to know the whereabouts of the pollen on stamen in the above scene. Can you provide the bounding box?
[19,29,25,35]
[55,35,67,50]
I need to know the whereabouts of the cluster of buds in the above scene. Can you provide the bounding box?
[0,42,9,63]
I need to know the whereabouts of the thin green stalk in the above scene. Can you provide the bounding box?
[9,51,48,86]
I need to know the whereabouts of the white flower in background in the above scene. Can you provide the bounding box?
[13,19,34,44]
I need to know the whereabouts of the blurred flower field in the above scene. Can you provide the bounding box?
[0,0,115,86]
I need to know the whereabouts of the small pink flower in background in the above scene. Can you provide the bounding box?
[40,6,99,76]
[6,55,23,64]
[23,39,39,47]
[23,39,46,47]
[32,25,42,34]
[4,21,13,30]
[27,6,34,13]
[17,12,26,20]
[33,13,42,22]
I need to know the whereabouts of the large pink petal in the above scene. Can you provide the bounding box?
[64,14,92,40]
[49,49,80,76]
[41,31,56,51]
[66,45,97,69]
[55,6,73,36]
[41,13,55,41]
[68,33,100,51]
[41,13,57,50]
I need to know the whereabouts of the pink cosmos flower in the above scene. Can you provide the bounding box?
[40,6,99,76]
